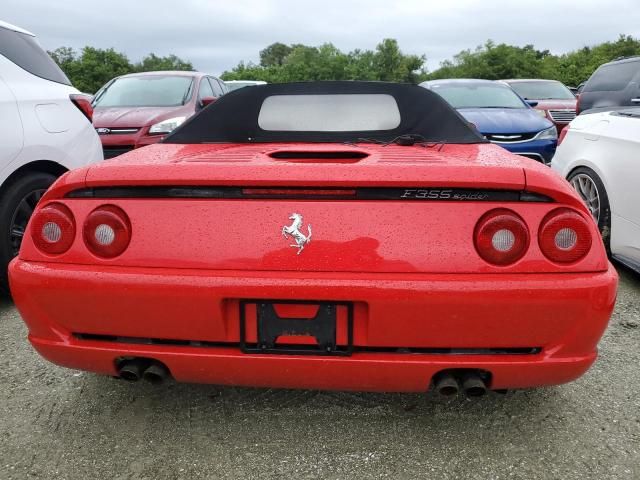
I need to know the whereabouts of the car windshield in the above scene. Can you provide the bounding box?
[431,83,527,109]
[93,75,194,107]
[509,81,575,100]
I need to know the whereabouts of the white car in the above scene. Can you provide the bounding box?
[0,20,102,294]
[552,108,640,272]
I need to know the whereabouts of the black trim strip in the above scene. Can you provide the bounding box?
[72,333,541,356]
[66,186,553,202]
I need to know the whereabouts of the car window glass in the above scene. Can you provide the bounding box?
[509,81,575,100]
[0,27,70,85]
[215,78,227,94]
[431,84,526,109]
[198,77,214,100]
[93,76,194,107]
[258,94,401,131]
[585,61,639,92]
[209,78,224,97]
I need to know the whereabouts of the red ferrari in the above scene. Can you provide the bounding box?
[9,82,617,396]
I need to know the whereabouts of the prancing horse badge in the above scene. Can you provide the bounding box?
[281,213,312,255]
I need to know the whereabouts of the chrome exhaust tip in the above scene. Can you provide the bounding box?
[433,373,460,397]
[461,373,487,397]
[143,363,169,385]
[118,360,145,382]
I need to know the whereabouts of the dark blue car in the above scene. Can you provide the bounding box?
[420,79,557,164]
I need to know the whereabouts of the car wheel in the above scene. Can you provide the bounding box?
[0,172,57,296]
[567,167,611,253]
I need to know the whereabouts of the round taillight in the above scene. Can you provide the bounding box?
[474,209,530,265]
[83,205,131,258]
[30,203,76,255]
[539,208,592,263]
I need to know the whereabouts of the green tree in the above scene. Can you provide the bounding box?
[48,46,133,93]
[425,41,549,81]
[219,60,280,82]
[73,47,133,93]
[49,47,194,93]
[541,34,640,86]
[221,39,426,83]
[134,53,194,72]
[344,49,377,80]
[424,35,640,86]
[279,43,350,81]
[373,39,425,82]
[259,42,293,67]
[48,46,76,71]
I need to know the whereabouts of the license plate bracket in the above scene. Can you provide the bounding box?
[239,300,353,356]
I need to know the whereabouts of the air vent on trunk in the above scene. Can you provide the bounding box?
[267,150,369,163]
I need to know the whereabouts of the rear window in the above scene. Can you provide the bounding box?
[584,61,640,92]
[0,27,70,85]
[258,94,401,131]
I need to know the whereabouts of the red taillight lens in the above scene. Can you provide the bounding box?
[30,203,76,255]
[69,94,93,122]
[539,208,592,263]
[83,205,131,258]
[474,209,530,265]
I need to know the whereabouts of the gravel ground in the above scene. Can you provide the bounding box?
[1,267,639,480]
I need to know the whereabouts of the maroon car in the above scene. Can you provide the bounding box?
[503,79,577,133]
[92,71,227,158]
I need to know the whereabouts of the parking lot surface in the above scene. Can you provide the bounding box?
[1,268,639,480]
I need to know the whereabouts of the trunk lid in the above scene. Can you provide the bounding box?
[35,142,606,274]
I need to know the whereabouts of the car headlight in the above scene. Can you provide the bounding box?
[535,109,548,118]
[148,116,186,135]
[535,126,558,141]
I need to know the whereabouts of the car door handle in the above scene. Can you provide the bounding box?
[631,98,640,103]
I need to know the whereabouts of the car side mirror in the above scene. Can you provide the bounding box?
[526,100,539,108]
[200,96,217,108]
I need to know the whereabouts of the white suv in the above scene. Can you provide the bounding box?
[0,20,102,294]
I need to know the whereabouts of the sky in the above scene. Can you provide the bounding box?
[3,0,640,75]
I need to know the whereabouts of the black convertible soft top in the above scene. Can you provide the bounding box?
[165,81,487,144]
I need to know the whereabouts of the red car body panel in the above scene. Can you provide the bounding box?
[502,80,577,133]
[18,144,605,274]
[9,139,617,391]
[15,196,607,274]
[533,99,577,132]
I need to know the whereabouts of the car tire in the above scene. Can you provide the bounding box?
[567,167,611,254]
[0,172,57,297]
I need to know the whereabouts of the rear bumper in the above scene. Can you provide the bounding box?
[30,336,597,392]
[10,260,618,391]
